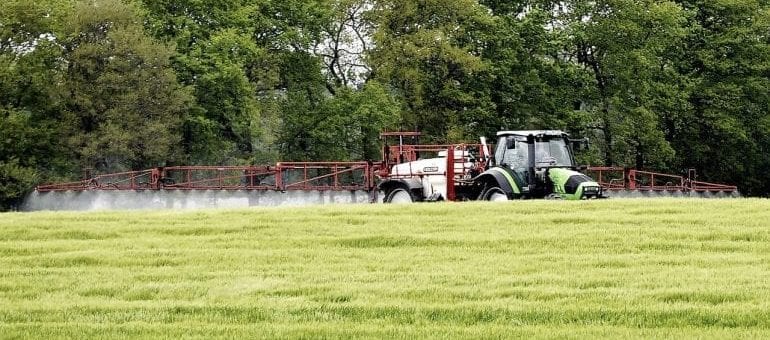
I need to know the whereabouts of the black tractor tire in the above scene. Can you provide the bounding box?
[480,186,508,201]
[384,187,415,203]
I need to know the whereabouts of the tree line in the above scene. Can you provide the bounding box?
[1,0,768,209]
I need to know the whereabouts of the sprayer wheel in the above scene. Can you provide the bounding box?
[385,188,414,203]
[481,187,508,202]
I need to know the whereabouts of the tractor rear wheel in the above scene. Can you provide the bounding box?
[481,187,508,202]
[385,188,414,203]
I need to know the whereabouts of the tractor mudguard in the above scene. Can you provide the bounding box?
[474,167,522,197]
[378,178,423,193]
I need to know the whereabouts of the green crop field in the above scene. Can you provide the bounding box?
[1,199,769,339]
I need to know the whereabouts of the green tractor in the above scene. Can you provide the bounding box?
[475,130,603,200]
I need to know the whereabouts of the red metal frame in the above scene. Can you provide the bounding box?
[159,166,275,190]
[36,163,377,193]
[446,147,456,201]
[586,167,738,193]
[36,169,156,191]
[276,162,373,191]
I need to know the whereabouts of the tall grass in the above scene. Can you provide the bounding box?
[1,199,769,338]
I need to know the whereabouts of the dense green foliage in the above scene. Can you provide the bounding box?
[1,0,769,208]
[1,199,769,337]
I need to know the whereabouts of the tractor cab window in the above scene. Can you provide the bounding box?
[534,138,573,167]
[495,136,528,170]
[495,135,574,169]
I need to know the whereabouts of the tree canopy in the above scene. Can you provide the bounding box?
[1,0,769,209]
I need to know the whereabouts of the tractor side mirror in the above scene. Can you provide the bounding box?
[570,138,589,151]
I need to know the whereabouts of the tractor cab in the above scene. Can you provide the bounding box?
[486,130,601,199]
[493,130,577,171]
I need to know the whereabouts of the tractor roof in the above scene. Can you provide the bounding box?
[496,130,568,137]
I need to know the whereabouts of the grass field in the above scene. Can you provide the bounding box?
[1,199,769,338]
